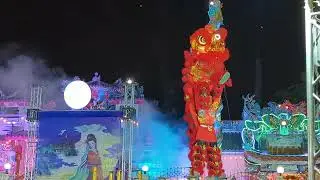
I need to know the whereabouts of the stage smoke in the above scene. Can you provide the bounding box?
[0,43,69,109]
[135,101,190,173]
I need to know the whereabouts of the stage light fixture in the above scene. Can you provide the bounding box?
[277,166,284,174]
[127,78,133,84]
[142,165,149,172]
[4,163,11,174]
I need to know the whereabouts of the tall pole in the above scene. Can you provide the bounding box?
[254,58,262,101]
[254,0,264,102]
[129,120,133,179]
[305,0,320,179]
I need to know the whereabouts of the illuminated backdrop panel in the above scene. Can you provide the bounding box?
[37,111,122,180]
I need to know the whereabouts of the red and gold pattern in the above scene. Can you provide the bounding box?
[182,21,232,177]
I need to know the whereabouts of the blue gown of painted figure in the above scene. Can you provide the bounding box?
[70,135,103,180]
[69,146,90,180]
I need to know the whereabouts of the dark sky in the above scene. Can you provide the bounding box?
[0,0,305,119]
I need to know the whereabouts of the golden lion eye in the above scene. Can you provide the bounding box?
[214,34,221,41]
[198,36,206,45]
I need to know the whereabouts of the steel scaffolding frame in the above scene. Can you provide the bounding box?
[118,81,138,180]
[121,117,135,180]
[305,0,320,179]
[24,85,42,180]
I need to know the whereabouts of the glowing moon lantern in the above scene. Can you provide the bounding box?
[64,80,91,109]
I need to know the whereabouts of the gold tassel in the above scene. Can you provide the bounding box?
[92,167,97,180]
[108,171,113,180]
[116,170,121,180]
[137,170,142,180]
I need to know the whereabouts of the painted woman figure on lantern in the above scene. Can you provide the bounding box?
[182,0,232,178]
[70,134,103,180]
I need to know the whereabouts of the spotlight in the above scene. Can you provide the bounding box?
[277,166,284,175]
[4,163,11,174]
[127,78,133,84]
[142,165,149,174]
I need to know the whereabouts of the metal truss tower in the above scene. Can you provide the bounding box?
[306,0,320,179]
[119,81,138,180]
[24,85,42,180]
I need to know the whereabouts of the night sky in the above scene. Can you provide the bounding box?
[0,0,305,119]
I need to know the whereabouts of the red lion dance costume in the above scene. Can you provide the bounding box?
[182,0,232,177]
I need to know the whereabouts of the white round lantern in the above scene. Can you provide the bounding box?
[64,80,91,109]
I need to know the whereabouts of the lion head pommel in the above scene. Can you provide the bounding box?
[190,25,228,54]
